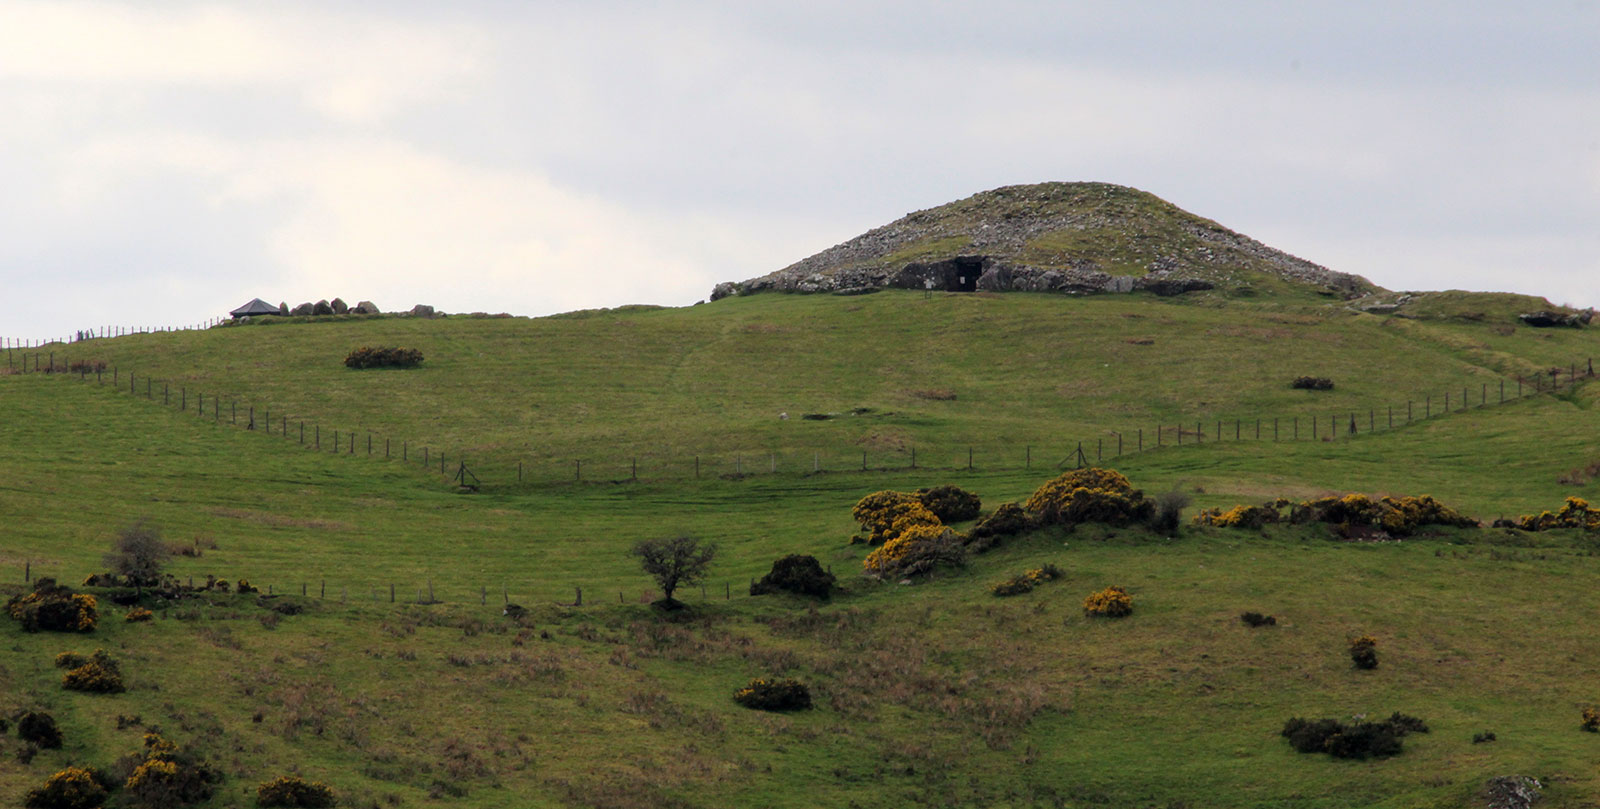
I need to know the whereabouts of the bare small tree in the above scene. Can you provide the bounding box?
[631,535,716,609]
[104,519,169,589]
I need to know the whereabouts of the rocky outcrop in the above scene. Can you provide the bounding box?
[410,304,436,318]
[1482,775,1541,809]
[313,300,334,316]
[291,302,315,316]
[331,297,349,315]
[355,300,380,314]
[278,302,289,315]
[712,182,1374,301]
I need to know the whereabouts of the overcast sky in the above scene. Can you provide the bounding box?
[3,1,1598,341]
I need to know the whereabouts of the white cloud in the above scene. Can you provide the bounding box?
[0,2,487,123]
[3,0,1600,341]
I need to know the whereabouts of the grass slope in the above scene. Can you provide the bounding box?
[12,290,1597,488]
[2,290,1600,807]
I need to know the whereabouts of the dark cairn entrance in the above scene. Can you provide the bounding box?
[896,256,987,292]
[951,257,982,291]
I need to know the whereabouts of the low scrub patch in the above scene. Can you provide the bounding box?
[344,346,423,369]
[124,607,153,623]
[733,678,812,712]
[257,775,336,808]
[61,649,125,693]
[1240,611,1276,627]
[1291,376,1334,390]
[990,564,1064,597]
[1196,493,1475,536]
[1518,496,1600,531]
[1281,712,1427,759]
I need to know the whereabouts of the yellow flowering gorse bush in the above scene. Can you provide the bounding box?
[1082,585,1133,617]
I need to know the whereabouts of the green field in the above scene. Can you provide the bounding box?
[3,289,1600,808]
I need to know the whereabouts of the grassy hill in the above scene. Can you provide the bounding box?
[3,288,1600,808]
[14,289,1596,488]
[722,182,1375,298]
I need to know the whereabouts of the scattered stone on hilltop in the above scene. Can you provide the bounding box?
[1483,775,1541,809]
[712,181,1375,301]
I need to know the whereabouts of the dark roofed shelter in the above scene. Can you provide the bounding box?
[229,298,282,318]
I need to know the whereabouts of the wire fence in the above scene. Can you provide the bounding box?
[4,345,1595,492]
[11,560,781,612]
[2,319,227,350]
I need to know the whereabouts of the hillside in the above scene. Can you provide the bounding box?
[713,182,1376,300]
[4,287,1600,808]
[12,289,1596,490]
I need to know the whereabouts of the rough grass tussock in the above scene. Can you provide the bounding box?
[257,775,336,808]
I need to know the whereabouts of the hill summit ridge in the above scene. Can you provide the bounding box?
[713,181,1375,300]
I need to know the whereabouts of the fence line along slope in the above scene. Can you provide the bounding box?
[6,289,1596,486]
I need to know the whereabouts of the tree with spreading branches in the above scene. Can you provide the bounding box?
[631,535,717,609]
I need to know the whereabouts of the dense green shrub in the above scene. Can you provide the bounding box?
[18,711,63,748]
[1280,712,1425,759]
[1082,585,1133,618]
[257,775,336,808]
[967,502,1031,549]
[1348,635,1379,670]
[61,650,125,693]
[1291,376,1334,390]
[23,767,107,809]
[8,580,98,633]
[750,555,836,599]
[916,485,981,523]
[733,678,812,711]
[343,346,423,369]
